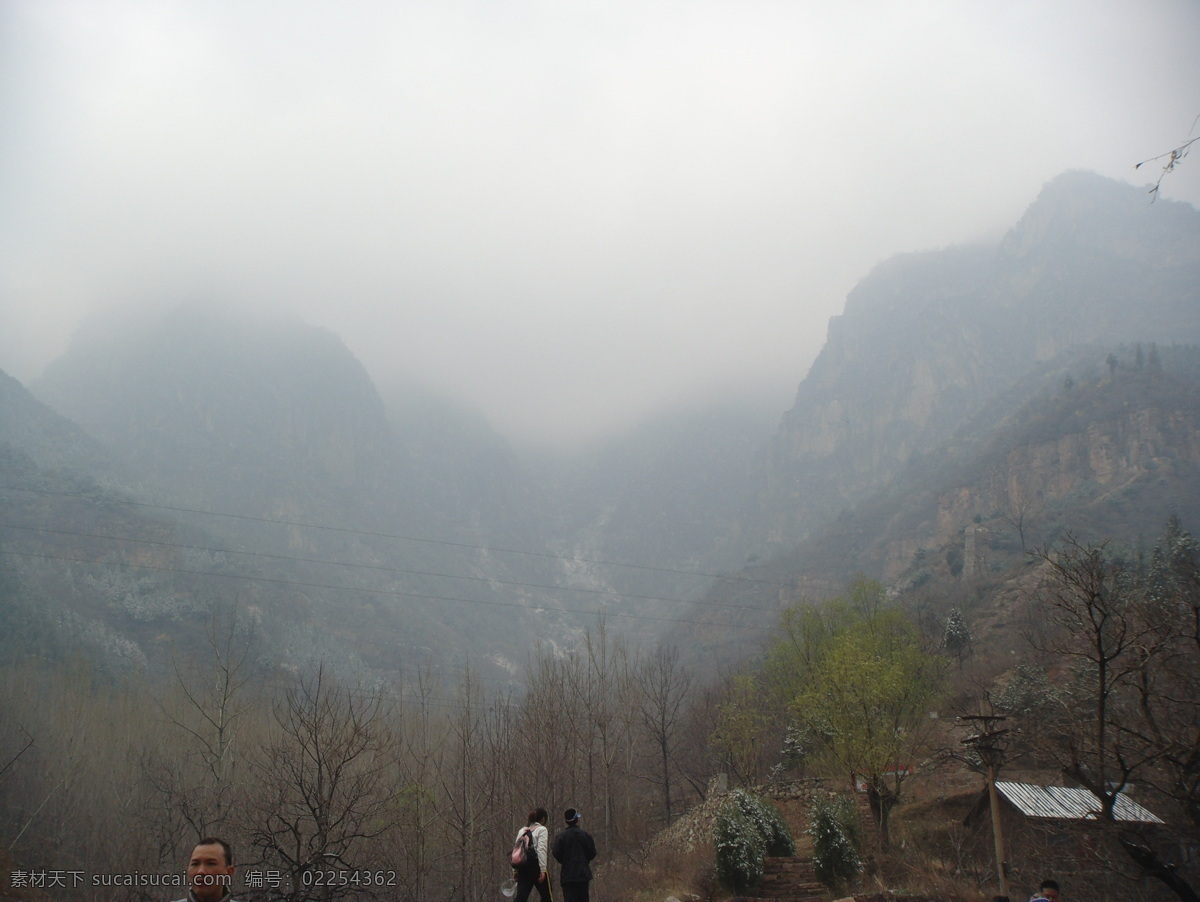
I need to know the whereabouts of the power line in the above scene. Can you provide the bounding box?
[2,484,789,589]
[0,547,771,633]
[0,521,764,614]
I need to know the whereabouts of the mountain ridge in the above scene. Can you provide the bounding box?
[749,170,1200,554]
[2,170,1198,681]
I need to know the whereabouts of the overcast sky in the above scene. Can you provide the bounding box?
[1,0,1198,448]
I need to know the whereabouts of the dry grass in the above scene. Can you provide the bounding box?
[595,843,718,902]
[876,793,998,901]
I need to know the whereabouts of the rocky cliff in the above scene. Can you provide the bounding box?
[928,355,1200,570]
[752,172,1200,553]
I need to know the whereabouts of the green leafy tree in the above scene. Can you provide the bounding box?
[782,581,946,848]
[762,578,882,704]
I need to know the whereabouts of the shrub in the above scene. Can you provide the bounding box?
[808,794,862,888]
[713,789,795,893]
[713,810,763,895]
[730,788,795,857]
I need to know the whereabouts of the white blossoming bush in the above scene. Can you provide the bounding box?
[713,789,795,893]
[808,794,862,889]
[729,788,795,857]
[714,806,763,894]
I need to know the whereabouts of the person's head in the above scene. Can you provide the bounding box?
[564,807,581,824]
[187,838,234,902]
[1040,879,1060,901]
[528,807,548,825]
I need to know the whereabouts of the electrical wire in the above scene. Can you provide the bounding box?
[1,484,790,588]
[0,521,770,614]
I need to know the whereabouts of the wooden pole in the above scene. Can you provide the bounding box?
[959,713,1010,900]
[987,763,1009,899]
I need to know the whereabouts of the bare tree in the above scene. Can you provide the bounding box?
[246,664,402,902]
[1130,520,1200,875]
[148,604,258,844]
[0,659,162,890]
[1137,118,1199,201]
[0,725,34,785]
[434,665,507,902]
[633,643,694,827]
[393,662,450,902]
[516,648,578,811]
[1029,536,1157,818]
[1027,533,1199,901]
[579,620,637,855]
[1001,486,1037,554]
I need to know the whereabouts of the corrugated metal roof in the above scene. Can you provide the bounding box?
[995,782,1163,824]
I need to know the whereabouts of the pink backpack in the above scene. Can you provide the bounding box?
[510,828,535,867]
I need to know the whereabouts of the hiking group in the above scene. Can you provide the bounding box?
[510,806,596,902]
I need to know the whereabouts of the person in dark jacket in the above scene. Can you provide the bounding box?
[550,807,596,902]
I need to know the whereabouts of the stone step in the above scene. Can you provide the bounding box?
[761,872,822,883]
[759,875,823,889]
[759,882,825,891]
[749,856,829,902]
[760,883,825,891]
[761,870,821,882]
[758,886,827,897]
[763,859,817,873]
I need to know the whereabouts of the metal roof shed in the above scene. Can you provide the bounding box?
[994,781,1164,824]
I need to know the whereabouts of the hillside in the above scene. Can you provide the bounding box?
[746,171,1200,557]
[5,314,773,681]
[669,172,1200,666]
[2,171,1197,685]
[672,344,1200,666]
[2,170,1199,902]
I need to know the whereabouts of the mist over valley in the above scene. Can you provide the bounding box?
[3,171,1198,688]
[6,2,1200,895]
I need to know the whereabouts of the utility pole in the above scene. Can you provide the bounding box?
[961,714,1010,900]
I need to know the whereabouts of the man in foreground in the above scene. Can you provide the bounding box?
[175,838,236,902]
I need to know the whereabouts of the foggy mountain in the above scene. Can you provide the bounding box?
[5,307,774,681]
[2,170,1198,683]
[670,172,1200,659]
[0,368,130,483]
[34,306,398,526]
[744,170,1200,556]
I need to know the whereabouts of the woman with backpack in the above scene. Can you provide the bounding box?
[511,807,551,902]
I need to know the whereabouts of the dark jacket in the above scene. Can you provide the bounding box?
[551,823,596,884]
